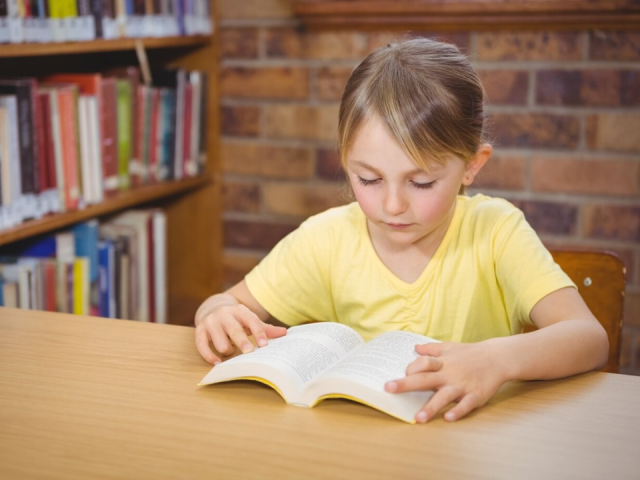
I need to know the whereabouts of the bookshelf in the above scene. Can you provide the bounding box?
[0,3,222,327]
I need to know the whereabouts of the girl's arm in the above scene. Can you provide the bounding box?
[386,286,609,423]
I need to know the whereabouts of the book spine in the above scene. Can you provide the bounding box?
[181,82,191,178]
[0,0,10,43]
[58,88,80,211]
[115,79,131,190]
[100,78,118,195]
[90,0,101,38]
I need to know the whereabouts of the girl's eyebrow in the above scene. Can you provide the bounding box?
[350,159,426,176]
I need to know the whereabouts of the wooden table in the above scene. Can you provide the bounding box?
[1,308,639,479]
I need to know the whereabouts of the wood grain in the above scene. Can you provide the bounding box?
[1,308,639,480]
[293,0,640,30]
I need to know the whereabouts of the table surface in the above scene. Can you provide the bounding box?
[1,307,639,480]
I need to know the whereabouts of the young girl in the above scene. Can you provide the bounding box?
[195,38,609,423]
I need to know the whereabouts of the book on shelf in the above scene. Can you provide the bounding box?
[199,322,439,424]
[0,67,207,232]
[0,209,166,322]
[0,0,212,44]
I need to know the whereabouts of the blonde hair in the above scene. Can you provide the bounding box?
[338,38,488,174]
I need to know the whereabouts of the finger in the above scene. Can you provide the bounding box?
[385,372,442,394]
[234,306,272,347]
[195,325,222,365]
[415,342,446,356]
[265,324,288,339]
[415,387,460,424]
[209,321,237,356]
[406,355,443,375]
[443,393,482,422]
[222,316,255,354]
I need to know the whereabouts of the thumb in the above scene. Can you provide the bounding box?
[265,324,288,338]
[415,342,445,357]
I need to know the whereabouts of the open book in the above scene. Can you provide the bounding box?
[198,322,439,423]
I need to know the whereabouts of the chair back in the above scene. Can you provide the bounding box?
[525,250,626,373]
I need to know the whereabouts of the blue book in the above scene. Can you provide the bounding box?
[73,221,100,316]
[14,235,57,257]
[98,240,115,318]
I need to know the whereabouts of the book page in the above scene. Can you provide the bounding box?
[199,323,365,404]
[302,331,438,422]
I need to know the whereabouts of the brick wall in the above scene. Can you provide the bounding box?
[217,0,640,375]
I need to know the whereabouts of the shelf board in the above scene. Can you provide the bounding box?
[0,175,212,247]
[0,35,212,58]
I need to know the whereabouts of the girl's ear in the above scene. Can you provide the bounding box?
[463,144,492,186]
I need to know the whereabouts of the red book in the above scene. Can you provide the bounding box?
[44,260,57,312]
[55,85,80,211]
[182,83,192,178]
[101,78,119,197]
[147,88,160,183]
[36,91,54,190]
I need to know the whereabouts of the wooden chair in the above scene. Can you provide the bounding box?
[524,250,626,373]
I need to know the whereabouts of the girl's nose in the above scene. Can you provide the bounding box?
[383,187,408,216]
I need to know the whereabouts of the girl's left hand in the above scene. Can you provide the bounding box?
[384,341,508,423]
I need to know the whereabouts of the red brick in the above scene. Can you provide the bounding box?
[625,291,640,328]
[478,70,528,106]
[221,67,309,100]
[263,105,340,142]
[510,200,578,236]
[476,32,583,61]
[583,205,640,242]
[490,114,580,149]
[265,28,368,60]
[220,28,258,59]
[263,183,347,217]
[536,70,640,107]
[224,220,297,250]
[316,148,346,181]
[223,181,261,213]
[223,252,262,288]
[531,157,640,196]
[316,66,352,102]
[221,106,260,137]
[589,31,640,61]
[473,154,525,191]
[585,113,640,153]
[367,31,470,53]
[218,0,293,20]
[222,142,314,179]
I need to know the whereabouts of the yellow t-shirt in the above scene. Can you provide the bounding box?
[245,194,575,343]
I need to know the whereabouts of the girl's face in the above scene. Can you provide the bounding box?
[346,115,486,252]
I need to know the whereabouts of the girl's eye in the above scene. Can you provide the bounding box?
[356,176,380,186]
[411,180,435,190]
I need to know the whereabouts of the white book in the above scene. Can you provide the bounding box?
[199,323,439,424]
[78,96,95,205]
[86,96,104,204]
[187,71,201,177]
[110,210,151,322]
[0,17,10,43]
[0,95,22,225]
[152,210,166,324]
[7,0,24,42]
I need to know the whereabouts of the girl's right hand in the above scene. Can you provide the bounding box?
[195,302,287,365]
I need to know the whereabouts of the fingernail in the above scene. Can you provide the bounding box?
[213,361,221,366]
[257,338,267,347]
[416,412,428,423]
[242,343,254,353]
[445,412,455,421]
[385,382,397,392]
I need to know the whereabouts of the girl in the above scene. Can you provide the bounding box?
[195,38,608,423]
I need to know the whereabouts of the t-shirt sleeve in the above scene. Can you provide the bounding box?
[492,208,576,331]
[244,219,334,326]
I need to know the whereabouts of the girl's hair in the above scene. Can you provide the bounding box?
[338,37,488,172]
